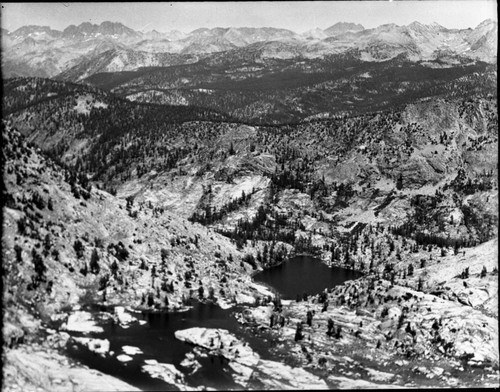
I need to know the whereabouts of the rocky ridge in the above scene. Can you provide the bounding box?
[1,19,496,80]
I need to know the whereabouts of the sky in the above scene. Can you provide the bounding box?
[1,1,497,33]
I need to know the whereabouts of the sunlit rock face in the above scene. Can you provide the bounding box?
[174,327,329,389]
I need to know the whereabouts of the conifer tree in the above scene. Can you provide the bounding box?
[90,248,100,274]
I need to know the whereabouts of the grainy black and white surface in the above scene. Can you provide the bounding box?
[1,2,498,390]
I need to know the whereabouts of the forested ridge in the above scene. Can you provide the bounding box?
[86,56,497,123]
[4,76,497,268]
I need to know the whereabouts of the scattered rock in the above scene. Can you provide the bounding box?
[179,352,202,375]
[61,312,103,334]
[71,337,110,357]
[114,306,136,327]
[116,354,133,362]
[141,359,187,389]
[122,345,143,356]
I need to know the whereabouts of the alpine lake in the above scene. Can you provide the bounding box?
[64,255,362,390]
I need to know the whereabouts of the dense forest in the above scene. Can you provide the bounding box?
[84,56,497,123]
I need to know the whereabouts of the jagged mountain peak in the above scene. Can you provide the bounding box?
[62,21,140,39]
[3,18,497,80]
[324,22,365,36]
[10,25,62,40]
[475,18,498,29]
[406,20,447,32]
[430,21,447,30]
[301,28,328,40]
[221,26,298,46]
[188,27,231,38]
[12,25,57,34]
[376,23,400,31]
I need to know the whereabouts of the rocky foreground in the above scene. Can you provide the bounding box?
[175,327,328,389]
[3,344,140,392]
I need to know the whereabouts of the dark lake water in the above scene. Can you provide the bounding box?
[66,302,272,390]
[65,256,362,390]
[253,255,363,299]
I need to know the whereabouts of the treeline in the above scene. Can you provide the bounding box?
[391,222,475,249]
[100,57,496,124]
[189,189,252,225]
[446,168,496,195]
[2,77,105,115]
[216,205,297,249]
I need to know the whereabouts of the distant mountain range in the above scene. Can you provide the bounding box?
[1,19,497,80]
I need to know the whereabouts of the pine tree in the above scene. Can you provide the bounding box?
[111,260,118,276]
[147,293,154,307]
[417,276,424,291]
[396,173,403,190]
[294,322,303,341]
[74,240,85,259]
[14,244,23,263]
[90,248,100,274]
[43,234,51,257]
[80,262,88,276]
[32,248,46,284]
[306,310,313,327]
[327,318,334,336]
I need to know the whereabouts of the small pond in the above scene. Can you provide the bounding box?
[253,255,363,299]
